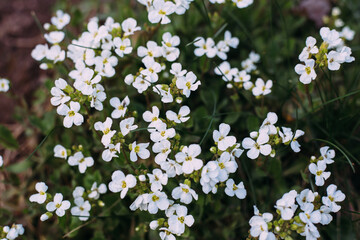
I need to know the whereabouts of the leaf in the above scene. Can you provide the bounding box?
[0,124,19,149]
[6,159,32,173]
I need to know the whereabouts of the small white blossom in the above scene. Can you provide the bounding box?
[46,193,71,217]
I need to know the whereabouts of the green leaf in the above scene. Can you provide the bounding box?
[6,159,32,173]
[0,124,19,149]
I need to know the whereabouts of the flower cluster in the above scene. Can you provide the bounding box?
[138,0,194,25]
[193,31,239,60]
[124,32,201,103]
[295,26,355,84]
[241,112,304,159]
[32,14,142,128]
[248,146,346,240]
[24,4,356,240]
[0,224,24,240]
[214,52,273,97]
[209,0,253,9]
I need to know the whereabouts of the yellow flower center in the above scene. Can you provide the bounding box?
[103,128,110,134]
[305,66,311,75]
[152,195,159,202]
[134,146,140,153]
[182,188,189,193]
[68,111,75,117]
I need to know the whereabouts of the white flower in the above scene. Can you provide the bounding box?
[322,184,345,212]
[242,130,271,159]
[51,10,70,29]
[152,140,171,164]
[137,40,162,60]
[148,168,168,192]
[216,152,238,182]
[46,193,71,217]
[46,45,65,63]
[172,183,198,204]
[120,117,138,136]
[160,159,183,177]
[148,191,170,214]
[150,122,175,142]
[129,141,150,162]
[166,106,190,123]
[130,193,150,211]
[252,78,273,96]
[102,143,121,162]
[319,205,333,225]
[71,197,91,221]
[170,62,187,78]
[94,50,118,77]
[326,50,345,71]
[339,46,355,63]
[274,190,298,220]
[168,205,194,235]
[176,71,201,98]
[159,227,176,240]
[213,123,236,151]
[320,27,342,49]
[249,212,275,240]
[141,58,162,82]
[109,170,137,199]
[4,224,25,240]
[31,44,48,61]
[319,146,335,164]
[57,101,84,128]
[0,78,10,92]
[44,31,65,44]
[193,37,217,58]
[153,84,174,103]
[94,117,116,147]
[309,161,330,186]
[90,84,106,111]
[296,189,316,210]
[299,36,319,61]
[0,155,3,167]
[73,186,85,199]
[68,152,94,174]
[84,20,108,45]
[110,96,130,119]
[175,144,203,174]
[29,182,48,204]
[114,37,132,57]
[143,106,163,130]
[224,30,239,48]
[50,78,70,106]
[300,222,320,240]
[54,144,67,159]
[215,61,238,81]
[88,182,107,199]
[232,0,253,8]
[299,203,321,225]
[295,59,317,84]
[260,112,278,135]
[148,0,176,24]
[225,179,246,199]
[340,26,355,41]
[122,18,141,36]
[279,127,304,152]
[133,74,151,93]
[73,68,102,95]
[234,70,251,83]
